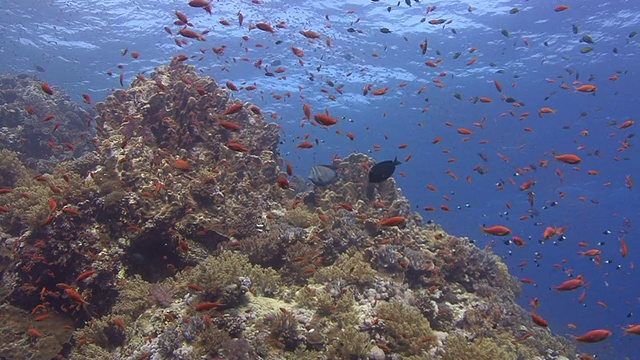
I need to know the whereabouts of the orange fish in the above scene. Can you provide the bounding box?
[553,275,584,291]
[301,104,311,120]
[299,30,321,39]
[493,79,502,92]
[519,180,536,191]
[457,128,473,135]
[226,141,248,152]
[41,82,53,95]
[618,120,634,129]
[620,237,628,258]
[378,216,406,227]
[255,22,275,33]
[577,249,601,257]
[481,225,511,236]
[574,329,611,343]
[314,113,337,126]
[531,311,548,327]
[621,324,640,336]
[296,141,314,149]
[291,47,304,57]
[554,154,582,164]
[574,84,597,93]
[219,121,242,132]
[554,5,569,12]
[371,87,389,96]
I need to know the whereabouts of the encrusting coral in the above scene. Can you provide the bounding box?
[0,64,575,359]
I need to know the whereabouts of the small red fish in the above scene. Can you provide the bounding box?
[41,82,53,95]
[378,216,406,227]
[296,141,314,149]
[481,225,511,236]
[291,47,304,57]
[255,23,275,33]
[574,329,611,343]
[219,121,242,131]
[554,275,584,291]
[299,30,321,39]
[371,87,389,96]
[195,300,223,311]
[226,141,248,152]
[554,154,582,164]
[531,311,548,327]
[188,0,212,15]
[314,113,337,126]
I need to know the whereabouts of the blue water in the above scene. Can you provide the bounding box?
[2,0,639,358]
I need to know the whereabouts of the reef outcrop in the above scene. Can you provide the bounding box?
[0,64,574,359]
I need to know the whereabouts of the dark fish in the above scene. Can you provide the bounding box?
[580,35,594,44]
[369,157,401,183]
[572,24,579,34]
[34,65,45,72]
[380,27,392,33]
[309,165,338,186]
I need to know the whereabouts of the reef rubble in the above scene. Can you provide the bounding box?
[0,64,575,359]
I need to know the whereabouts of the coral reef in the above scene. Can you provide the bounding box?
[0,64,576,359]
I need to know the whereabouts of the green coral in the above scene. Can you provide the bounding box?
[111,275,152,321]
[0,149,31,187]
[312,250,377,286]
[73,314,128,350]
[67,343,111,360]
[177,251,281,296]
[326,327,371,359]
[284,204,317,228]
[376,300,435,356]
[441,334,516,360]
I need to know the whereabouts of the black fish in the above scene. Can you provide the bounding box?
[309,165,338,186]
[368,157,401,183]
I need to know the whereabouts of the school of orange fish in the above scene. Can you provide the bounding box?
[33,0,638,357]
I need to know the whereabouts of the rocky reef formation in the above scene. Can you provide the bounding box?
[0,63,575,359]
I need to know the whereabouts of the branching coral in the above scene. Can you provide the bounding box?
[441,333,516,360]
[376,300,436,356]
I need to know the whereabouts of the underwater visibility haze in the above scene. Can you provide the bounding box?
[0,0,639,359]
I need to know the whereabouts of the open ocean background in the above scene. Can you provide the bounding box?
[1,0,638,358]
